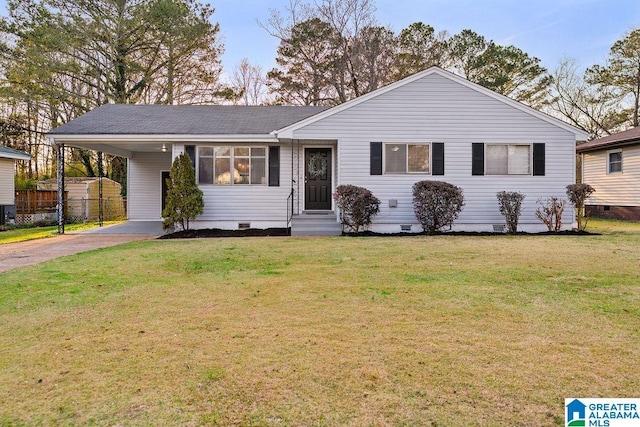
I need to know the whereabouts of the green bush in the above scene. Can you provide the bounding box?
[162,153,204,231]
[334,184,380,233]
[566,183,595,231]
[497,191,525,234]
[412,180,465,234]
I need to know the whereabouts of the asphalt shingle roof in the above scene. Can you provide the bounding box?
[48,104,330,136]
[577,126,640,153]
[0,145,30,160]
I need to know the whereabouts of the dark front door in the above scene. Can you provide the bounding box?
[305,148,332,210]
[161,171,170,214]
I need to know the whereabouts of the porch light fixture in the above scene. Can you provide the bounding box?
[161,143,167,153]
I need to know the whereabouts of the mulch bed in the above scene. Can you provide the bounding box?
[159,228,598,239]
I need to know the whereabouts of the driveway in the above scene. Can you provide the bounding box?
[0,222,163,274]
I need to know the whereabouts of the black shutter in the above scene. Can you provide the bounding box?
[432,143,444,175]
[370,142,382,175]
[269,146,280,186]
[185,145,196,169]
[533,143,545,176]
[472,143,484,176]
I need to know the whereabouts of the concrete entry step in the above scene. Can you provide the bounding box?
[291,212,342,236]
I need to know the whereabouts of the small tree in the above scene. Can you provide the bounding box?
[535,197,566,232]
[413,181,465,234]
[497,191,525,234]
[334,184,380,233]
[162,153,204,231]
[566,183,595,231]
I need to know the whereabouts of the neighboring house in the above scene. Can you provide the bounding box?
[0,146,30,225]
[38,177,125,221]
[47,67,588,234]
[576,126,640,221]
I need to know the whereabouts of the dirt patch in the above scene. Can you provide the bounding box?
[159,228,290,239]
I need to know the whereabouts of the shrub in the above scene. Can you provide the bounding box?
[412,180,465,234]
[334,185,380,233]
[535,197,566,232]
[497,191,525,234]
[162,152,204,231]
[566,183,595,231]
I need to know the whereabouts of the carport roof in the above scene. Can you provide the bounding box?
[48,104,330,136]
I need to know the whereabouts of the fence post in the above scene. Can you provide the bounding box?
[57,143,65,234]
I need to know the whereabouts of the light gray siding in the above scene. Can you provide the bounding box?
[291,73,577,232]
[128,152,172,220]
[0,159,15,205]
[583,145,640,207]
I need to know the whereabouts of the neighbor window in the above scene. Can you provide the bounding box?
[608,150,622,174]
[198,146,267,185]
[384,143,430,174]
[486,144,531,175]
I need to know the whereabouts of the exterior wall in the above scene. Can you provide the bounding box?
[0,159,15,205]
[172,143,294,229]
[129,152,172,220]
[291,72,577,232]
[582,145,640,208]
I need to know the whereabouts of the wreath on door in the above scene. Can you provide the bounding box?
[308,152,327,178]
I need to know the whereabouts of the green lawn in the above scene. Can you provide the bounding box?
[0,221,122,244]
[0,220,639,425]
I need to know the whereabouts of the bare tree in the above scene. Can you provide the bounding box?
[230,58,269,105]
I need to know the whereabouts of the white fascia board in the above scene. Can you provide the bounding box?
[47,134,280,143]
[274,66,589,141]
[0,152,31,161]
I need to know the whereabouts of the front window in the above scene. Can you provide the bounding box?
[486,144,531,175]
[198,146,267,185]
[608,150,622,174]
[384,143,430,174]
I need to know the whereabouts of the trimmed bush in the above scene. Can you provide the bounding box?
[566,183,595,231]
[334,184,380,233]
[412,180,465,234]
[162,152,204,231]
[497,191,525,234]
[535,196,566,232]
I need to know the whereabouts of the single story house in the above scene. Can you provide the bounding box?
[47,67,588,234]
[576,126,640,221]
[0,145,30,225]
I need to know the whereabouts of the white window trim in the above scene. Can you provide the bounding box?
[382,142,431,174]
[607,149,623,174]
[485,143,533,176]
[196,145,268,186]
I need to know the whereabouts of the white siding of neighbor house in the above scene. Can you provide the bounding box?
[0,159,15,205]
[582,145,640,207]
[291,72,577,232]
[129,152,172,220]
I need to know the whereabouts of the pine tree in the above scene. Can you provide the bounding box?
[162,152,203,231]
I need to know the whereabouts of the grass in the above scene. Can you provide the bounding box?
[0,221,123,245]
[0,220,639,425]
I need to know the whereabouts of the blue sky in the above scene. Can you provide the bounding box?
[1,0,638,76]
[214,0,640,75]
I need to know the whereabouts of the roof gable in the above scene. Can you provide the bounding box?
[48,104,329,136]
[275,67,589,140]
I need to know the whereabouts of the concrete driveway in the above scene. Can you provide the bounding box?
[0,222,163,274]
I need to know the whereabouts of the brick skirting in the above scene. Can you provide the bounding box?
[586,205,640,221]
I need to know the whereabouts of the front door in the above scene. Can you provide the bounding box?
[161,171,170,214]
[305,148,332,210]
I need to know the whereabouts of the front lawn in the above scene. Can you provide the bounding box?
[0,221,122,245]
[0,223,638,425]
